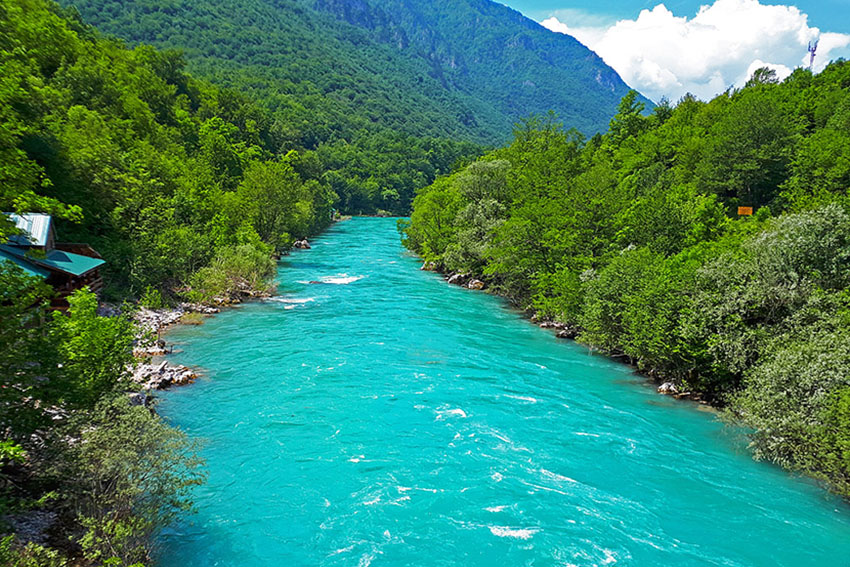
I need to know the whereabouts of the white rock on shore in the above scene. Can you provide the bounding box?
[131,361,197,390]
[134,307,184,335]
[133,338,170,357]
[129,305,217,390]
[447,273,469,286]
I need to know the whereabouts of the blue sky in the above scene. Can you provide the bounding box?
[499,0,850,101]
[502,0,850,30]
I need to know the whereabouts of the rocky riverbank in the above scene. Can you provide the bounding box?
[127,304,220,390]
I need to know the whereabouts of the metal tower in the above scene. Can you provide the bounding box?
[808,40,819,70]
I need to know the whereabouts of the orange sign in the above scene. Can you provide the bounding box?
[738,206,754,216]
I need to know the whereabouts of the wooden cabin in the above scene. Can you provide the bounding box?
[1,213,105,309]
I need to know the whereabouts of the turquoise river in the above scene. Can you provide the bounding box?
[157,217,850,566]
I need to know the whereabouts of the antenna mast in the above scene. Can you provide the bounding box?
[808,40,819,70]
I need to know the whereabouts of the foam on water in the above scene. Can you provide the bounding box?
[156,218,850,567]
[320,273,365,284]
[488,526,539,540]
[270,296,316,304]
[436,407,468,419]
[504,394,538,403]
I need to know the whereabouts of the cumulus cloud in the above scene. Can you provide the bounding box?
[542,0,850,102]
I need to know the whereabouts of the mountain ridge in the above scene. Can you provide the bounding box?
[58,0,651,143]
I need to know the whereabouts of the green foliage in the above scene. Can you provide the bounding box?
[0,263,62,437]
[0,0,340,298]
[733,325,850,492]
[50,289,136,406]
[0,536,67,567]
[405,63,850,494]
[0,441,26,466]
[55,0,644,145]
[824,386,850,490]
[71,396,204,566]
[0,270,206,565]
[0,440,27,504]
[187,244,277,303]
[234,156,317,252]
[139,285,165,309]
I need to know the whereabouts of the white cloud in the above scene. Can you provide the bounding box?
[541,0,850,103]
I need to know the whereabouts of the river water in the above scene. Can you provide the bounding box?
[157,217,850,566]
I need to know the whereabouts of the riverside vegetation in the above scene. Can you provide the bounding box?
[3,0,850,564]
[403,66,850,497]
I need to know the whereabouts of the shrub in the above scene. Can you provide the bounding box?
[72,396,205,565]
[732,326,850,493]
[50,289,136,407]
[0,537,66,567]
[139,286,166,310]
[186,244,276,302]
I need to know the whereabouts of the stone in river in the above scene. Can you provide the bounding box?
[447,273,469,286]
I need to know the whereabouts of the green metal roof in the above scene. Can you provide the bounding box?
[0,248,51,278]
[0,245,105,277]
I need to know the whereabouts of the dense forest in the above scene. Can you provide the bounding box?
[0,0,478,301]
[403,66,850,496]
[53,0,647,214]
[56,0,644,140]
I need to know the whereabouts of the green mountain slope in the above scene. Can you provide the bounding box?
[58,0,648,143]
[315,0,646,135]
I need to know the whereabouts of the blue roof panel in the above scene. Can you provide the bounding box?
[0,245,104,277]
[0,249,51,278]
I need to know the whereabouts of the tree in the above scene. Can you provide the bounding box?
[50,289,135,406]
[72,396,205,566]
[236,156,309,252]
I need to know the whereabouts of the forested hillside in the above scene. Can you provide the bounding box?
[53,0,646,212]
[0,3,236,563]
[316,0,644,136]
[58,0,643,140]
[404,66,850,495]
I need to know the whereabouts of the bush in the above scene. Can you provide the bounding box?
[139,286,166,310]
[0,537,66,567]
[72,396,205,566]
[732,325,850,493]
[50,289,136,406]
[186,244,276,302]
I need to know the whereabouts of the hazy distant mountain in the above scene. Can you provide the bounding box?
[60,0,650,143]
